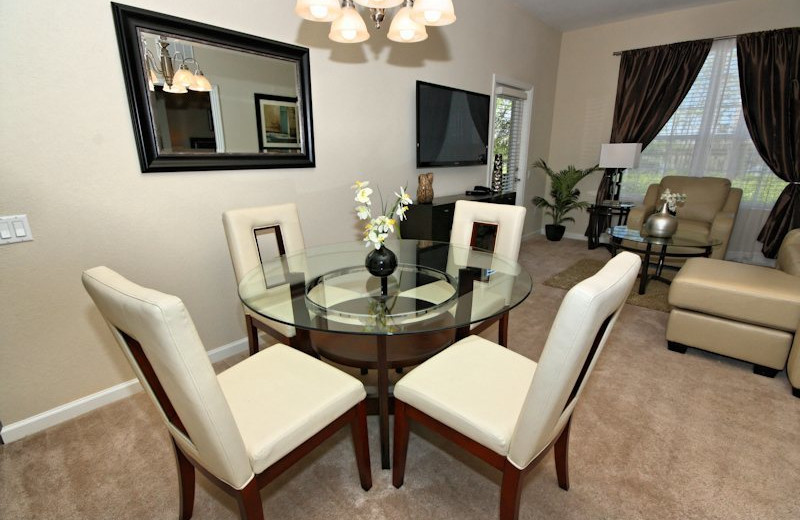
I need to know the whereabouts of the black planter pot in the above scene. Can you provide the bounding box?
[545,224,566,241]
[365,246,398,277]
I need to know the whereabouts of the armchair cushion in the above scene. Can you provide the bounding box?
[659,176,731,224]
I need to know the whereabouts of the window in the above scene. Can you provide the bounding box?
[490,80,532,198]
[621,39,786,264]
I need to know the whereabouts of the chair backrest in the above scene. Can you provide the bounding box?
[508,252,640,468]
[222,203,306,283]
[651,176,734,224]
[82,267,253,489]
[450,200,527,261]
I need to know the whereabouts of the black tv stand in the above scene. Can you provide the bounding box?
[400,192,516,242]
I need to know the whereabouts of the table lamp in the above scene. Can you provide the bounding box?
[599,143,642,201]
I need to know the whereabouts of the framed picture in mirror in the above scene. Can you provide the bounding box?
[254,94,301,152]
[111,3,315,172]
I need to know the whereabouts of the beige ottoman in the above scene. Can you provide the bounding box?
[666,229,800,397]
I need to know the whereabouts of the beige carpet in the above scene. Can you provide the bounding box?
[2,236,798,520]
[543,257,673,313]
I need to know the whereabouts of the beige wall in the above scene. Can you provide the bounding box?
[0,0,560,425]
[547,0,800,238]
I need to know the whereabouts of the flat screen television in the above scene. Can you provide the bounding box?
[416,81,490,168]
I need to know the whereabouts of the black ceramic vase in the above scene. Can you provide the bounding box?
[365,246,398,277]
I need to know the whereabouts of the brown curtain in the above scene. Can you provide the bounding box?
[594,39,713,204]
[737,28,800,258]
[587,39,712,240]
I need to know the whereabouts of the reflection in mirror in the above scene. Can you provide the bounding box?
[112,3,315,172]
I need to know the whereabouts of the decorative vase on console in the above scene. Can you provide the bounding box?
[492,154,503,193]
[417,172,434,204]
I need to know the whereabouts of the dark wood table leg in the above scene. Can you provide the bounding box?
[638,243,653,294]
[376,335,390,469]
[655,245,668,277]
[587,207,598,250]
[498,312,509,347]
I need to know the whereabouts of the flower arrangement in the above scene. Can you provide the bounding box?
[353,181,413,249]
[660,188,687,212]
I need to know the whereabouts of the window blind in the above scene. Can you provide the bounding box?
[493,88,525,193]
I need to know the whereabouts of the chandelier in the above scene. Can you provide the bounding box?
[143,36,212,94]
[295,0,456,44]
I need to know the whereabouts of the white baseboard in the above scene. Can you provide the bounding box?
[0,337,249,444]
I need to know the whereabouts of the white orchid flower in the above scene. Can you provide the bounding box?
[395,187,413,206]
[351,180,370,189]
[356,205,371,220]
[355,187,373,204]
[395,205,409,221]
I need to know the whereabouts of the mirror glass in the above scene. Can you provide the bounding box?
[112,3,315,172]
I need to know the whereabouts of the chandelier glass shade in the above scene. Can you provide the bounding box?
[296,0,454,43]
[144,36,212,94]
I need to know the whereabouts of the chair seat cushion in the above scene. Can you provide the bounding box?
[669,257,800,331]
[394,335,536,456]
[218,344,365,474]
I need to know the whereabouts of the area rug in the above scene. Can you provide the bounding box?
[542,258,673,313]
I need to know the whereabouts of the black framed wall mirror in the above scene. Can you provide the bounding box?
[112,3,315,172]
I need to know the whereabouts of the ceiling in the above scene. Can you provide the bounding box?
[512,0,737,31]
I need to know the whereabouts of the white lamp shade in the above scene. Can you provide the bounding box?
[599,143,642,169]
[387,6,428,42]
[189,71,212,92]
[354,0,404,8]
[329,6,370,43]
[172,66,194,87]
[410,0,456,26]
[295,0,342,22]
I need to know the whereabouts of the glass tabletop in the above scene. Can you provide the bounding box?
[238,239,533,336]
[607,226,722,248]
[594,200,635,209]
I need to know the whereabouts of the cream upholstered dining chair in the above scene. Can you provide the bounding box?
[222,204,306,356]
[392,252,640,520]
[82,267,371,520]
[450,200,527,345]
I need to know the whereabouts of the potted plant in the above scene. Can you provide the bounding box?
[531,159,600,241]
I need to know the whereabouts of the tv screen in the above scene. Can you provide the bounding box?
[416,81,490,167]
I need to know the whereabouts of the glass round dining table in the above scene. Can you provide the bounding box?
[238,238,533,468]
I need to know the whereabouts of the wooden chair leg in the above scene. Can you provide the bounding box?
[553,417,572,491]
[392,400,411,488]
[245,315,258,356]
[498,313,509,347]
[235,479,265,520]
[172,440,195,520]
[350,401,373,490]
[499,463,523,520]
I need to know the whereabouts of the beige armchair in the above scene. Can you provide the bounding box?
[627,176,742,259]
[82,267,372,520]
[392,252,641,520]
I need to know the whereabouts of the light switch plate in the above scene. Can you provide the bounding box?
[0,215,33,245]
